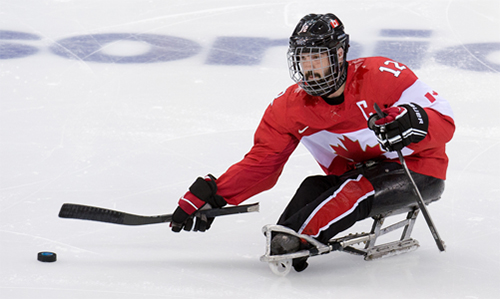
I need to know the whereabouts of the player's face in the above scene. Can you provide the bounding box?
[288,45,346,96]
[300,52,332,81]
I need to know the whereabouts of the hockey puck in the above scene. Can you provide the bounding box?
[37,251,57,262]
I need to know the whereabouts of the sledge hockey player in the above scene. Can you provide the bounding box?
[170,13,455,272]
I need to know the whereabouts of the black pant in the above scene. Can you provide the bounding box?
[277,162,444,243]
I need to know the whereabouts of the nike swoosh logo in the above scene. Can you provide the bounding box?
[298,126,309,134]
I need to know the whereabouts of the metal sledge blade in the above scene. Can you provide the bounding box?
[365,239,420,261]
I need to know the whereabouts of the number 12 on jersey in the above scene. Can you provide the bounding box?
[379,60,407,77]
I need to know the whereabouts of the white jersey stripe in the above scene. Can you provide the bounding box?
[395,79,454,118]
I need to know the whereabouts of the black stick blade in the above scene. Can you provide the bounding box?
[58,203,171,225]
[59,203,127,224]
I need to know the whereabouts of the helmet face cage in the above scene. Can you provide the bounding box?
[287,13,349,97]
[288,45,343,97]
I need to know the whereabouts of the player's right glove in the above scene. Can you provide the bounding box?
[171,174,227,233]
[367,103,428,152]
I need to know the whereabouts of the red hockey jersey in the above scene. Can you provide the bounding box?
[216,57,455,205]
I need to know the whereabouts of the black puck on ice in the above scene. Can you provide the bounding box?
[37,251,57,262]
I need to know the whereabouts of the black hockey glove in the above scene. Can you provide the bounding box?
[171,174,227,233]
[368,103,428,152]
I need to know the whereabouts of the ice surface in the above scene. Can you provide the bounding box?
[1,0,499,298]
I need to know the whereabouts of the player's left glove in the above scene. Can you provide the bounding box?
[368,103,428,152]
[171,174,227,233]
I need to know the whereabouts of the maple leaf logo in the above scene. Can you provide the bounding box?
[330,136,383,162]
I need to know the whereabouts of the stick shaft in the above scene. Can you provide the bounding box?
[59,202,259,226]
[374,103,445,251]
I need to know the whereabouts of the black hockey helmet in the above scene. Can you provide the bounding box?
[288,13,350,97]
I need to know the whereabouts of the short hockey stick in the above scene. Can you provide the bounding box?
[374,103,445,251]
[59,202,259,226]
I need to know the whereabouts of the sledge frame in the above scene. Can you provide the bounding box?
[261,205,424,275]
[331,207,421,260]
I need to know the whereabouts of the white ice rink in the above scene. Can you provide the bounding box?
[1,0,499,298]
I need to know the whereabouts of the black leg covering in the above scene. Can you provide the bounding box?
[277,162,444,243]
